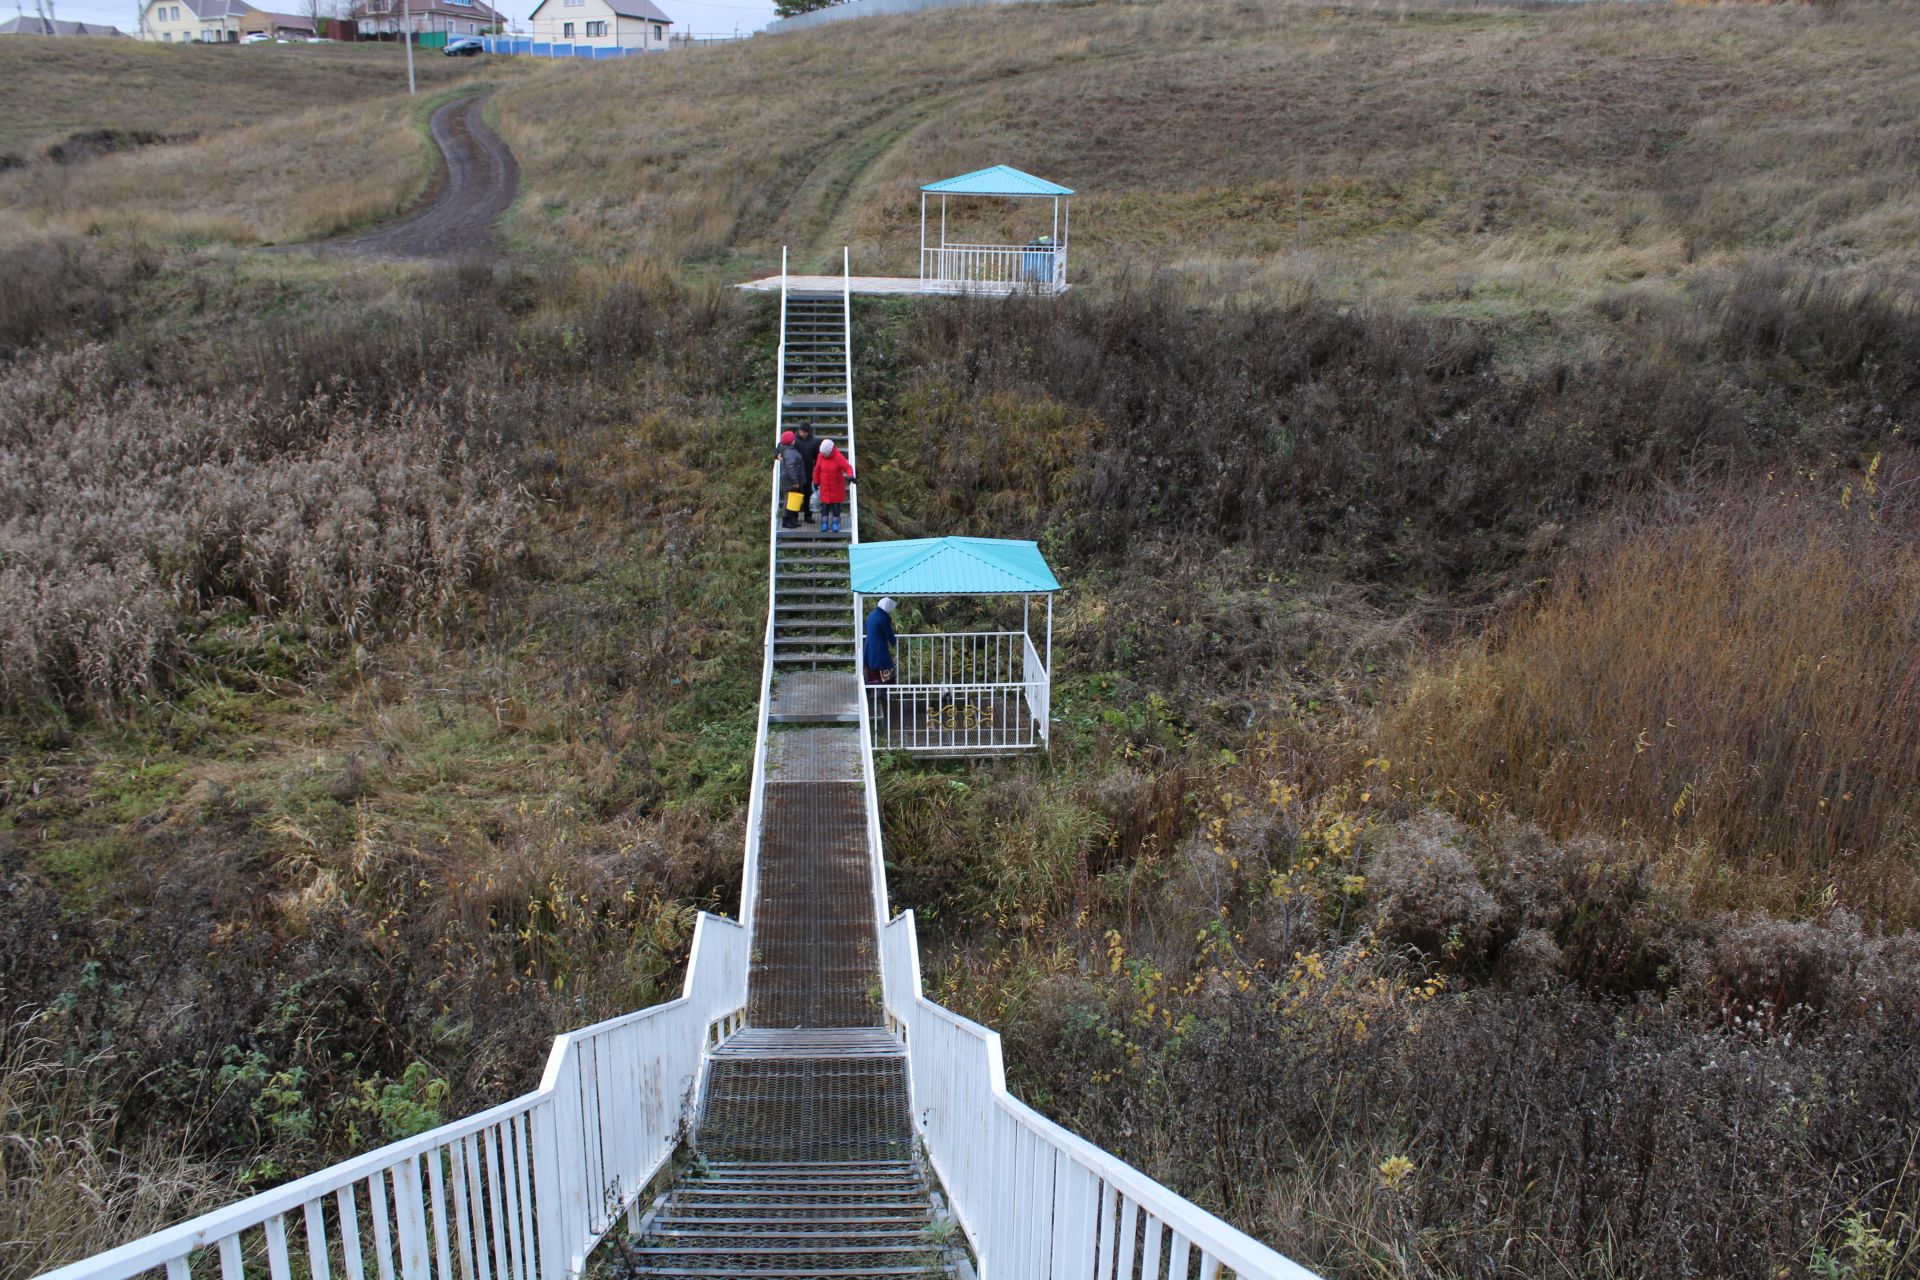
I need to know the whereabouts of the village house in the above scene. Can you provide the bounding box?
[526,0,670,49]
[138,0,313,42]
[349,0,504,41]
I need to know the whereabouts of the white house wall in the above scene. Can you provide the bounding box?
[531,0,667,47]
[141,2,240,42]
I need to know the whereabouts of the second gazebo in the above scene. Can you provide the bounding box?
[919,165,1074,295]
[850,536,1059,753]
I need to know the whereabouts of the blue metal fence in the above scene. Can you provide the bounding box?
[483,35,660,58]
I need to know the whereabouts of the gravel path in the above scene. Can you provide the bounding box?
[328,92,518,259]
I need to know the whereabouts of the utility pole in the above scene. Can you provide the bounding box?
[401,0,415,93]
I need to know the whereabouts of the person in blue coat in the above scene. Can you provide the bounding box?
[863,596,897,686]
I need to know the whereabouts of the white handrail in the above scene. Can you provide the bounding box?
[882,914,1315,1280]
[842,246,859,543]
[739,459,780,937]
[36,915,749,1280]
[744,247,796,934]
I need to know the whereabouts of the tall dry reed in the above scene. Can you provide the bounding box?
[1388,463,1920,919]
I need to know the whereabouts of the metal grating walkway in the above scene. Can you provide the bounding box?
[622,276,961,1280]
[748,782,881,1028]
[766,727,863,783]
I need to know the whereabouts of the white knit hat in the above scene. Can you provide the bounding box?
[820,439,835,455]
[879,597,896,613]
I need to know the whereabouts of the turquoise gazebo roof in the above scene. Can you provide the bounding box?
[849,537,1061,596]
[920,165,1074,198]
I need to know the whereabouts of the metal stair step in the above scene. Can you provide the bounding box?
[645,1229,931,1242]
[623,1270,934,1278]
[665,1205,929,1218]
[702,1162,919,1171]
[675,1189,921,1205]
[678,1176,922,1190]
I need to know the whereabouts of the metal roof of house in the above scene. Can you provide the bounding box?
[524,0,660,19]
[605,0,672,21]
[921,165,1074,197]
[849,537,1060,596]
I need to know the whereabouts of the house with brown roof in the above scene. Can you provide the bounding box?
[349,0,503,41]
[527,0,669,49]
[137,0,310,42]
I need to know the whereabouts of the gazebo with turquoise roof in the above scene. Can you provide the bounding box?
[850,536,1059,753]
[919,164,1074,295]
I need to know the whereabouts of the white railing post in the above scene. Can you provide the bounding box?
[842,247,859,543]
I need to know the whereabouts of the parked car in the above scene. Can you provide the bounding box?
[240,31,273,42]
[444,36,483,55]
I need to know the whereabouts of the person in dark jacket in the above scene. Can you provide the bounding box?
[812,439,855,533]
[863,597,897,689]
[776,430,806,529]
[793,425,822,524]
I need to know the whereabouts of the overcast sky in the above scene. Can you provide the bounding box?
[18,0,779,39]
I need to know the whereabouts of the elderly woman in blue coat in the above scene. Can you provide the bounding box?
[863,596,897,687]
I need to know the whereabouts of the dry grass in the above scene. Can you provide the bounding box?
[495,0,1920,307]
[0,40,484,157]
[0,1017,226,1280]
[0,41,527,247]
[1385,465,1920,925]
[0,90,501,248]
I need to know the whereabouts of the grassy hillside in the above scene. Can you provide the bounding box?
[0,39,485,158]
[0,45,522,248]
[2,4,1919,1280]
[495,0,1920,308]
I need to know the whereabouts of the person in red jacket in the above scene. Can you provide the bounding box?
[812,438,856,532]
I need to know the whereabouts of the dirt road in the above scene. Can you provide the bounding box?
[330,92,518,259]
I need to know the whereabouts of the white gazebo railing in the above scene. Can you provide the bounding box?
[871,630,1048,753]
[921,243,1066,292]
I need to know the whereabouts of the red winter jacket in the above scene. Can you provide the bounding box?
[813,450,856,503]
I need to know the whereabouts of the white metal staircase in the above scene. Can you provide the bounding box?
[32,251,1320,1280]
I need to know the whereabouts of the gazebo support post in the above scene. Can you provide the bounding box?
[918,194,926,286]
[1062,198,1070,289]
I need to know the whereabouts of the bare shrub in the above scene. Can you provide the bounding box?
[879,274,1908,594]
[0,238,135,356]
[1365,811,1498,963]
[1387,466,1920,922]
